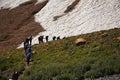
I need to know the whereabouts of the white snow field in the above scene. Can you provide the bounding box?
[0,0,46,9]
[32,0,120,46]
[0,0,120,48]
[0,0,30,9]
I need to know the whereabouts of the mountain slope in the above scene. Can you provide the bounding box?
[0,0,120,50]
[22,0,120,47]
[33,0,120,42]
[0,28,120,79]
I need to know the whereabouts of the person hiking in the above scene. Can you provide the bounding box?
[24,41,29,51]
[57,36,60,40]
[12,71,18,80]
[25,46,31,55]
[41,35,44,42]
[38,36,41,44]
[38,35,44,44]
[28,36,32,46]
[25,37,29,44]
[27,46,31,53]
[45,36,49,42]
[53,36,56,40]
[26,52,31,66]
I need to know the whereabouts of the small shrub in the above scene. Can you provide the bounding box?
[30,74,42,80]
[25,70,31,76]
[85,70,98,78]
[0,65,7,71]
[0,75,8,80]
[74,64,91,74]
[56,74,74,80]
[111,42,120,48]
[17,64,25,74]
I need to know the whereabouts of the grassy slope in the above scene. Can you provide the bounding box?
[0,49,25,79]
[0,28,120,80]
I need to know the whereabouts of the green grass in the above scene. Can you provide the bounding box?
[0,49,25,79]
[0,28,120,80]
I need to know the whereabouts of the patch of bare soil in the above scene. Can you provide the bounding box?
[0,0,49,52]
[53,0,80,21]
[64,0,80,13]
[53,14,65,21]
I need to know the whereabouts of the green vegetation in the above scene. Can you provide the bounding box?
[0,28,120,80]
[0,49,25,79]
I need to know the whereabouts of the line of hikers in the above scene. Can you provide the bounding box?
[23,35,65,45]
[10,36,32,80]
[24,36,32,66]
[23,35,64,64]
[38,35,61,44]
[10,35,66,80]
[23,35,62,64]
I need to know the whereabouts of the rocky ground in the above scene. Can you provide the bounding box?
[95,74,120,80]
[0,0,48,52]
[85,74,120,80]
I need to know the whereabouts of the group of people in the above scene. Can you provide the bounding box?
[23,35,62,64]
[10,36,32,80]
[38,35,61,44]
[24,36,32,66]
[10,35,66,80]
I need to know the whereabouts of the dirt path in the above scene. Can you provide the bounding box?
[18,61,33,80]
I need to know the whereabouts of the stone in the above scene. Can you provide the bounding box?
[101,32,108,37]
[75,38,86,45]
[117,36,120,40]
[32,50,37,54]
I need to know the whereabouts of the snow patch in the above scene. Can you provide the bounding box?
[36,0,47,5]
[0,0,31,9]
[32,0,120,44]
[0,0,46,9]
[18,0,120,48]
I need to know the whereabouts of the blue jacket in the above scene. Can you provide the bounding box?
[26,47,31,53]
[26,53,31,59]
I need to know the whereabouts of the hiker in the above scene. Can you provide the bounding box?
[28,36,32,46]
[24,41,29,51]
[45,36,49,42]
[25,46,31,55]
[38,35,44,44]
[12,71,18,80]
[27,46,31,53]
[24,37,31,50]
[25,37,29,44]
[26,52,31,66]
[53,36,56,40]
[57,36,60,40]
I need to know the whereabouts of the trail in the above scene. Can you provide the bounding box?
[18,60,33,80]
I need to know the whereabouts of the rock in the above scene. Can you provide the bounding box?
[32,50,37,54]
[75,38,86,45]
[101,32,108,37]
[117,36,120,40]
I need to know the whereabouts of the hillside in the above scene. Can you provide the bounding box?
[0,28,120,80]
[1,0,120,51]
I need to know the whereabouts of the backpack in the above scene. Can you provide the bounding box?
[26,53,31,59]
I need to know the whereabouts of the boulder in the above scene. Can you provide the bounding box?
[75,38,86,45]
[32,50,37,54]
[117,36,120,40]
[101,32,108,37]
